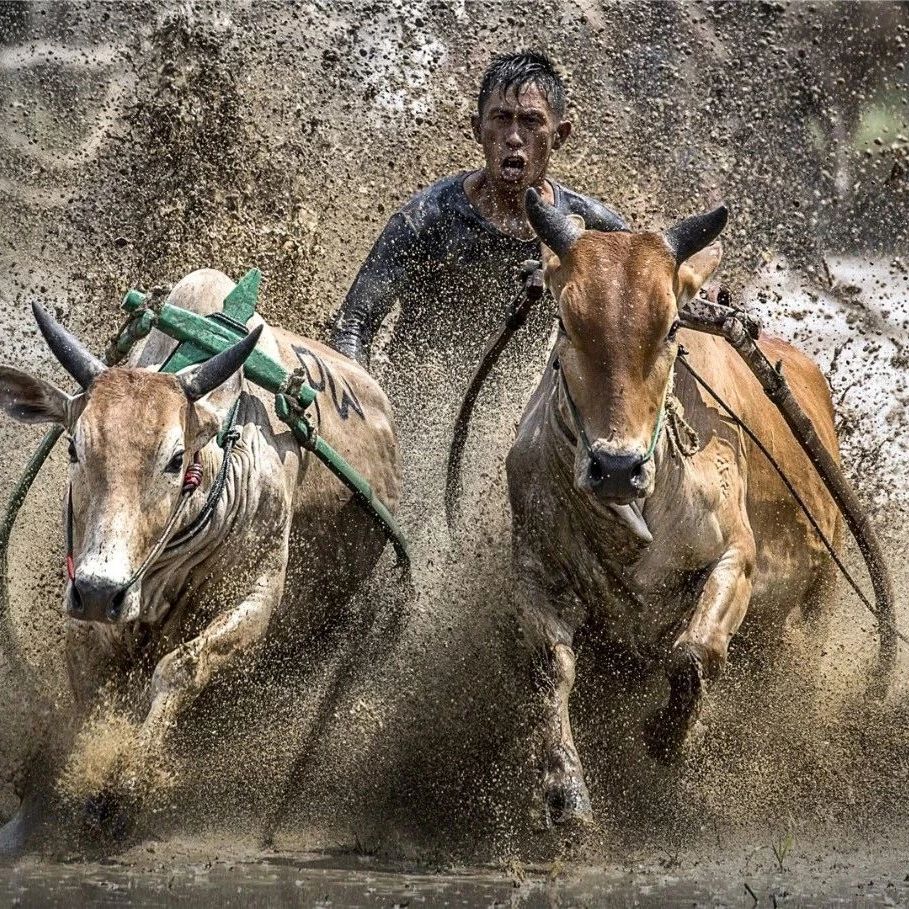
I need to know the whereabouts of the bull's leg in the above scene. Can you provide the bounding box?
[0,623,123,854]
[76,546,289,839]
[644,539,755,763]
[521,589,591,826]
[539,641,592,826]
[140,559,287,757]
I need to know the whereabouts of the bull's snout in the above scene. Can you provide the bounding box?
[70,575,130,622]
[585,450,651,501]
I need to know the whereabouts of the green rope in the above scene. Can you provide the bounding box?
[642,378,671,462]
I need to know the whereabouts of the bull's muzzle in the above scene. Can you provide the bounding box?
[583,449,654,503]
[69,574,130,623]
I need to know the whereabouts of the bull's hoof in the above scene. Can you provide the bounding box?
[0,808,30,860]
[542,743,593,826]
[81,788,134,843]
[642,705,692,765]
[544,772,594,826]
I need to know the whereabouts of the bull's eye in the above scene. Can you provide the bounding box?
[67,438,78,464]
[164,451,185,475]
[666,319,681,342]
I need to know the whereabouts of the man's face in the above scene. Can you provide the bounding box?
[472,83,571,191]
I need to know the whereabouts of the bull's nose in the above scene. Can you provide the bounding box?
[587,451,647,499]
[71,575,129,622]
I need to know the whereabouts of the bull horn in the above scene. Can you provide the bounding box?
[31,302,106,390]
[665,205,729,265]
[524,187,583,257]
[179,325,263,402]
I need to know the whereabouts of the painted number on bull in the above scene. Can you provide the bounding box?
[292,344,365,421]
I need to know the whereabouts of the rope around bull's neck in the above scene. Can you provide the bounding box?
[554,355,670,466]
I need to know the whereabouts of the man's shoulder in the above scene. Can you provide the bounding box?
[396,172,468,233]
[556,182,628,232]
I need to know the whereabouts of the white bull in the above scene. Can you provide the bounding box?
[0,269,401,847]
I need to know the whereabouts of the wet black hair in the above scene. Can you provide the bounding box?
[477,50,567,119]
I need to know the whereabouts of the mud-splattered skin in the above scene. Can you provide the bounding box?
[331,83,625,368]
[0,269,400,847]
[464,83,572,237]
[507,199,848,825]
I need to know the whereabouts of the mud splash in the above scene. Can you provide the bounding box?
[0,0,908,893]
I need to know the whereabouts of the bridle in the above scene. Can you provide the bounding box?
[65,396,241,620]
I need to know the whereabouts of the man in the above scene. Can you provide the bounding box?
[330,50,626,370]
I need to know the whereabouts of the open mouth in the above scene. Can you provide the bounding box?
[500,154,526,182]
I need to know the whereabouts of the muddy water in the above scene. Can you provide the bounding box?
[5,847,909,907]
[1,0,909,901]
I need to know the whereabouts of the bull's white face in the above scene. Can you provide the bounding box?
[64,369,218,623]
[0,305,261,624]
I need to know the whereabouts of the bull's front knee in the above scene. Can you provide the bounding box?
[150,644,203,702]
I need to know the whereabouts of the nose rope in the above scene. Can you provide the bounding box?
[118,454,202,597]
[553,358,670,465]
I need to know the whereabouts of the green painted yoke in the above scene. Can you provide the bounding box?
[118,270,407,565]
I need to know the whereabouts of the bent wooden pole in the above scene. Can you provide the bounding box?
[681,299,897,694]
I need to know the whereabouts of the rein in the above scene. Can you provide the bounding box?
[65,397,241,618]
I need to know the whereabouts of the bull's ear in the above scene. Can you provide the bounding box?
[675,241,723,306]
[0,366,75,425]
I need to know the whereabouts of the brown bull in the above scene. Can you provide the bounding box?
[507,190,849,825]
[0,269,400,848]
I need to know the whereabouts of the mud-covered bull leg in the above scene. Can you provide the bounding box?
[0,623,124,854]
[140,558,288,757]
[78,558,285,838]
[521,588,592,826]
[644,540,755,763]
[539,641,592,825]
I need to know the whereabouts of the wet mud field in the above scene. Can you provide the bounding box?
[1,1,909,905]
